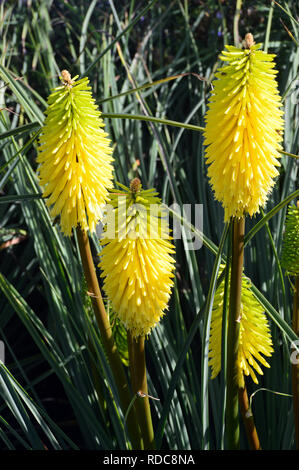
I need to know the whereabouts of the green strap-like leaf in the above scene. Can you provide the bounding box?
[244,189,299,246]
[0,65,45,125]
[0,122,40,141]
[0,194,43,204]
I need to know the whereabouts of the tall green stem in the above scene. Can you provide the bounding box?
[292,276,299,449]
[226,217,245,449]
[76,227,142,449]
[127,332,155,450]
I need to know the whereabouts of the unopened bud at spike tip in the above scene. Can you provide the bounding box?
[244,32,255,49]
[130,177,142,193]
[61,70,73,86]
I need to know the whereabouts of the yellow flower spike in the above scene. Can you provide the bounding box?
[204,33,284,221]
[281,202,299,276]
[37,70,114,236]
[209,266,273,388]
[99,179,176,338]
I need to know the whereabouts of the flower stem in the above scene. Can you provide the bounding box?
[292,276,299,449]
[76,227,142,449]
[226,217,245,449]
[233,0,243,47]
[127,332,155,450]
[238,386,261,450]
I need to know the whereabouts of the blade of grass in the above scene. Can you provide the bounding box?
[84,0,160,76]
[201,222,230,449]
[0,272,113,449]
[245,189,299,247]
[0,65,44,124]
[101,112,205,133]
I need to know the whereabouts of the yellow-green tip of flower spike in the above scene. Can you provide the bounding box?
[281,202,299,276]
[37,70,114,236]
[99,179,176,338]
[204,33,284,221]
[209,265,273,388]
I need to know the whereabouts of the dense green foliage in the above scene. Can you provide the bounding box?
[0,0,298,450]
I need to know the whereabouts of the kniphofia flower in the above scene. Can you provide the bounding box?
[37,70,114,236]
[281,202,299,276]
[209,266,273,387]
[204,33,284,221]
[99,178,176,338]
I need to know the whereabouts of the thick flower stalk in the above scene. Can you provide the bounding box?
[99,178,176,338]
[37,70,114,236]
[204,35,284,221]
[281,203,299,277]
[281,202,299,448]
[209,266,273,388]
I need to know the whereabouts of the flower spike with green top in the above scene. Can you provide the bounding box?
[203,33,283,449]
[204,33,284,221]
[99,178,176,338]
[36,71,144,448]
[281,201,299,449]
[99,178,175,449]
[281,203,299,277]
[37,70,114,236]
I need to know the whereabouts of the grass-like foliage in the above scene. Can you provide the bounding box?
[0,0,298,450]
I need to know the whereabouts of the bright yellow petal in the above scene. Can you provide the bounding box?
[204,42,284,221]
[37,72,114,236]
[99,181,176,337]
